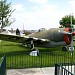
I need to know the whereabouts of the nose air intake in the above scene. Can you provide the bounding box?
[64,28,75,45]
[64,28,71,45]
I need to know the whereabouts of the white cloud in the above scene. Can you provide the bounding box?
[69,0,75,7]
[12,5,58,29]
[69,0,75,15]
[29,0,48,4]
[8,1,69,30]
[12,4,25,12]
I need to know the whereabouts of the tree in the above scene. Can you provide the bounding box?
[0,0,15,31]
[59,15,75,28]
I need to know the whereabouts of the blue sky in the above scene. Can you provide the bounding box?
[5,0,75,30]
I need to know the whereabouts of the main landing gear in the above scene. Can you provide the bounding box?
[29,40,39,56]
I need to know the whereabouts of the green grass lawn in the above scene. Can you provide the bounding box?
[0,40,75,68]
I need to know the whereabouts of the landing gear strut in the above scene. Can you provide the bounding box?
[31,40,34,50]
[30,40,39,56]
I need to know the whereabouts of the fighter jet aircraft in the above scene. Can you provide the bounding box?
[0,28,75,52]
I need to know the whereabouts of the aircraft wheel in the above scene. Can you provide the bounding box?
[62,46,68,51]
[31,48,39,55]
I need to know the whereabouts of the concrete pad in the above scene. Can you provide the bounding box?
[41,67,55,75]
[7,67,55,75]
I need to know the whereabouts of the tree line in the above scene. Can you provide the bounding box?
[59,15,75,28]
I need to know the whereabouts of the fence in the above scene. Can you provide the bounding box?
[6,51,75,69]
[55,63,75,75]
[0,55,6,75]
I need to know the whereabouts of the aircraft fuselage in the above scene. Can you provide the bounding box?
[27,28,67,47]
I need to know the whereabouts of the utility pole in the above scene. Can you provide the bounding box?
[70,13,74,58]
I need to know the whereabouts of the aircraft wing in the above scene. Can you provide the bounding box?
[0,33,49,44]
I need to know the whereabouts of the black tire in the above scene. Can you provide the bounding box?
[62,46,68,51]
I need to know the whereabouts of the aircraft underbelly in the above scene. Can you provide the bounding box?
[34,41,66,48]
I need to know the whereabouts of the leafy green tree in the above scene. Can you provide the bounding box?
[59,15,75,28]
[0,0,15,31]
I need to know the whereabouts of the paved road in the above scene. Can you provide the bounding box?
[7,67,55,75]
